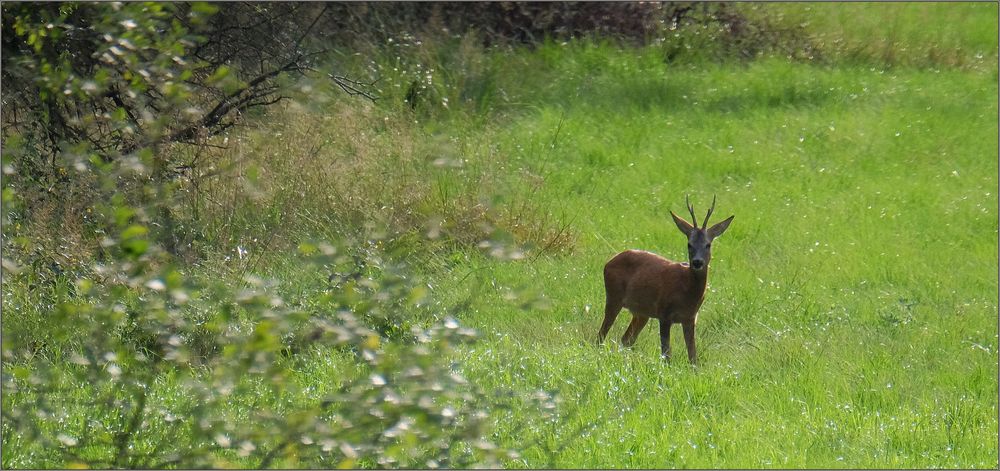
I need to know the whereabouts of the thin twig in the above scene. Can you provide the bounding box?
[329,74,380,102]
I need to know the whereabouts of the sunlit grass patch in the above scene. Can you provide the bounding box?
[434,40,996,468]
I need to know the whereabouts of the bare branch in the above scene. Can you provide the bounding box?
[295,3,330,50]
[163,56,304,146]
[329,74,379,102]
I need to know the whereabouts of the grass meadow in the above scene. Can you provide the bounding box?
[446,54,999,468]
[3,2,997,469]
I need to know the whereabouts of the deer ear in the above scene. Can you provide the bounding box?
[670,211,695,237]
[707,215,734,240]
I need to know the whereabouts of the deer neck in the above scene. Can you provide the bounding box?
[688,266,709,296]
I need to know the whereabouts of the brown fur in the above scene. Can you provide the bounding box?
[598,250,707,363]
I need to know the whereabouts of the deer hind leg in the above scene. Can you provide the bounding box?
[621,315,650,347]
[598,271,627,344]
[597,296,624,344]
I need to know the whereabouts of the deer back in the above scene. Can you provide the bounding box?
[604,250,706,321]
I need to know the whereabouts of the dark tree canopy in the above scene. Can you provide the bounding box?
[1,2,331,166]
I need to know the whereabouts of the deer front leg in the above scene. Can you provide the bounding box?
[659,319,672,361]
[682,321,697,365]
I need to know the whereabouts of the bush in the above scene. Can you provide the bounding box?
[1,175,513,468]
[1,219,510,465]
[323,2,672,47]
[1,2,344,266]
[0,3,529,468]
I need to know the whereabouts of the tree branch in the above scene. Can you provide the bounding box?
[329,74,379,102]
[163,56,304,145]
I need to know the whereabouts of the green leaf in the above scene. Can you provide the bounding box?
[93,68,110,85]
[121,224,148,240]
[122,238,149,257]
[137,147,155,166]
[208,65,230,84]
[10,366,30,381]
[165,269,183,290]
[190,2,219,15]
[297,242,317,256]
[114,206,136,227]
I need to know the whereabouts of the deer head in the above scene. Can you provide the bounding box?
[669,195,734,271]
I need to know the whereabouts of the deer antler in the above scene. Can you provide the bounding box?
[702,194,717,228]
[686,194,698,228]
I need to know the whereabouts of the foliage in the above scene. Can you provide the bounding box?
[323,1,672,47]
[2,221,510,467]
[0,2,524,469]
[1,2,328,160]
[1,2,343,264]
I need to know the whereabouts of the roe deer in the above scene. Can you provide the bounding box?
[598,195,734,364]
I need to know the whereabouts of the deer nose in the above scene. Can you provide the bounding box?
[691,260,705,270]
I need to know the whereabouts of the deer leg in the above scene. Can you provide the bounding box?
[597,297,624,344]
[682,321,697,365]
[621,315,649,347]
[659,319,672,361]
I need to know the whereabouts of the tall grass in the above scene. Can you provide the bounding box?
[170,92,575,274]
[739,2,998,70]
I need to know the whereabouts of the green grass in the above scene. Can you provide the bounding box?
[426,43,998,468]
[741,2,999,69]
[4,4,998,469]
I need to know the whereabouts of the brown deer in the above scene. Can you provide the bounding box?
[598,196,734,364]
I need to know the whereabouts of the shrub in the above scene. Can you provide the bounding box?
[1,176,512,468]
[1,3,525,468]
